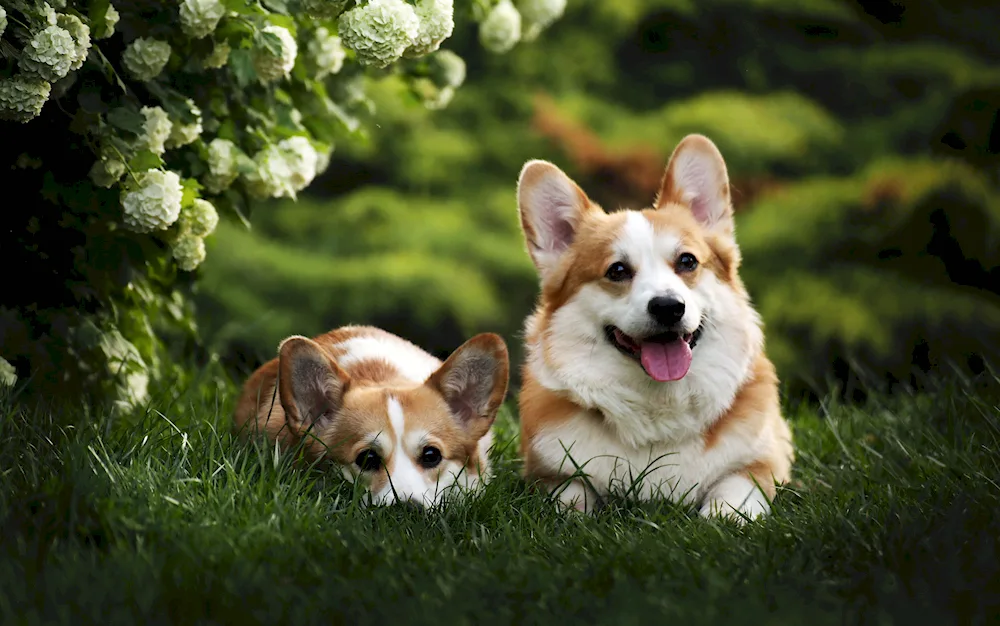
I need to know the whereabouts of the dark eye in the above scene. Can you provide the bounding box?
[418,446,442,469]
[676,253,699,272]
[355,449,382,472]
[605,261,633,282]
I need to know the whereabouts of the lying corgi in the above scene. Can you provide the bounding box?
[515,134,794,521]
[233,326,509,507]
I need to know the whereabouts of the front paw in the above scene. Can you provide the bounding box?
[549,478,599,514]
[699,474,771,523]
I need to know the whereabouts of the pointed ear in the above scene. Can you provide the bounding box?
[277,336,350,434]
[655,134,734,235]
[517,160,595,276]
[426,333,509,440]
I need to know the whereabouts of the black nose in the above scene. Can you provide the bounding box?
[647,296,685,326]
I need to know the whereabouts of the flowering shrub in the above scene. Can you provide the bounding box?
[0,0,565,409]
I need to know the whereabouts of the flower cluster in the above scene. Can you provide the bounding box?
[0,0,566,410]
[123,37,172,81]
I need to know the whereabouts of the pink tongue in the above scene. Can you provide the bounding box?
[639,339,692,382]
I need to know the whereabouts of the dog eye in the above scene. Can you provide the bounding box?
[355,449,382,472]
[418,446,442,469]
[605,261,633,282]
[676,253,698,272]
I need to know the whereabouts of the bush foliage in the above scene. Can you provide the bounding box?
[0,0,565,407]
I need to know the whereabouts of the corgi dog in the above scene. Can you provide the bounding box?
[234,326,509,507]
[515,134,794,522]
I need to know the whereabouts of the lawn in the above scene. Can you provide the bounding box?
[0,370,998,625]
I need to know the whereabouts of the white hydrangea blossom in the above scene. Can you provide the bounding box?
[299,0,349,18]
[406,0,454,57]
[56,14,91,71]
[244,144,294,199]
[253,25,297,83]
[479,0,521,54]
[202,138,240,193]
[99,330,149,411]
[203,40,231,69]
[171,234,207,271]
[179,198,219,237]
[0,357,16,388]
[179,0,226,39]
[0,75,51,123]
[122,37,172,82]
[19,24,76,82]
[307,27,346,79]
[94,3,119,39]
[338,0,420,69]
[121,169,183,233]
[89,156,127,188]
[139,106,172,155]
[315,144,334,175]
[429,49,465,89]
[518,0,565,40]
[166,101,203,149]
[278,136,318,192]
[0,7,8,40]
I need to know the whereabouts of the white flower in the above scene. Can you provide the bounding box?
[122,38,172,82]
[428,49,465,89]
[278,136,318,192]
[315,143,333,175]
[89,156,127,188]
[179,0,226,39]
[0,7,7,40]
[139,106,173,155]
[244,144,294,199]
[179,198,219,237]
[307,27,346,79]
[56,14,91,71]
[298,0,349,18]
[99,330,149,411]
[203,138,240,193]
[338,0,420,69]
[203,40,230,69]
[166,100,202,149]
[517,0,565,40]
[171,234,207,271]
[19,24,76,82]
[0,357,16,388]
[94,3,119,39]
[0,75,51,123]
[253,25,297,83]
[406,0,454,57]
[479,0,521,54]
[121,169,183,233]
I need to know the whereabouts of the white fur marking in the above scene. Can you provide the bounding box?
[335,336,441,383]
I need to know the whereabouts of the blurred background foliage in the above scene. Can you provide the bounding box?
[197,0,1000,401]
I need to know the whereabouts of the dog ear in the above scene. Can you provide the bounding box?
[426,333,509,440]
[277,336,350,434]
[517,160,596,277]
[656,134,734,236]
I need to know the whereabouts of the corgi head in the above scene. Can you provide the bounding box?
[276,333,509,507]
[517,134,757,385]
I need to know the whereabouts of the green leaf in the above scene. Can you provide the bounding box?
[181,178,203,207]
[107,107,146,135]
[229,49,256,89]
[259,31,284,57]
[129,151,165,172]
[262,0,290,14]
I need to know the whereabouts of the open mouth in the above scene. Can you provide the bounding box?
[604,325,703,383]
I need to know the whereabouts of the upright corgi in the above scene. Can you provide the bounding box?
[234,326,509,507]
[515,134,794,522]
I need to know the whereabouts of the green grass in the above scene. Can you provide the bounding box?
[1,370,999,625]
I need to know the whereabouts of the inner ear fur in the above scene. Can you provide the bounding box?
[426,333,510,440]
[277,335,350,434]
[655,133,734,235]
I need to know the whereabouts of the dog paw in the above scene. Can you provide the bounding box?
[699,474,771,524]
[550,479,599,514]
